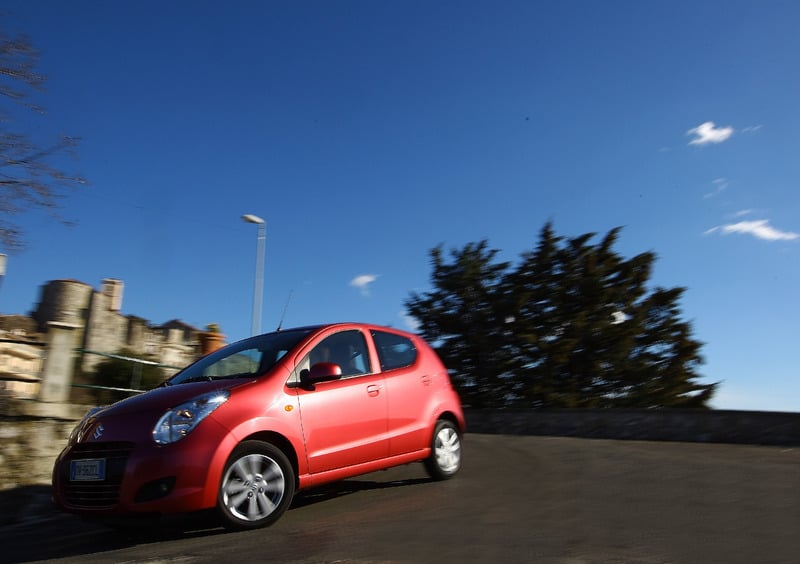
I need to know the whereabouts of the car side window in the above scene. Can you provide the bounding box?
[371,330,417,371]
[288,330,372,385]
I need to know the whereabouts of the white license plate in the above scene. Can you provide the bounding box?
[70,458,106,481]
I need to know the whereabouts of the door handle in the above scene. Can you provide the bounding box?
[367,384,381,396]
[421,375,432,386]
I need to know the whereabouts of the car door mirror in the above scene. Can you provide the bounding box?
[300,362,343,390]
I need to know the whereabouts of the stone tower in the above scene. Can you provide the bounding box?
[101,278,124,312]
[31,279,93,334]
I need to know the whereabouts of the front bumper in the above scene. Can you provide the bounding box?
[52,419,233,516]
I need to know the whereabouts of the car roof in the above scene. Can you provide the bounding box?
[275,322,415,337]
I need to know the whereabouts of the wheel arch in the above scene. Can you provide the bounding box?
[237,430,301,489]
[435,409,465,434]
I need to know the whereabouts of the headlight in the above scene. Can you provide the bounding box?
[153,390,229,445]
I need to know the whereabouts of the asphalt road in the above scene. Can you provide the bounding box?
[3,434,799,564]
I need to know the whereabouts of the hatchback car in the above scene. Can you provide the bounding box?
[52,323,464,529]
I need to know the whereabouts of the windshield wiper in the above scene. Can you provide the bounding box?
[173,373,255,385]
[179,375,215,384]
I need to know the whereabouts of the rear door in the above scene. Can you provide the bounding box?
[372,329,432,457]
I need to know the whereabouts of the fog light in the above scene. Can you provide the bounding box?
[135,477,176,503]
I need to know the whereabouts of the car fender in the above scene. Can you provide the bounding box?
[199,413,307,507]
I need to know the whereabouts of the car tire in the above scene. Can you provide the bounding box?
[217,440,295,530]
[424,419,462,480]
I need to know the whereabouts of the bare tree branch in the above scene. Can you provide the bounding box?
[0,28,85,252]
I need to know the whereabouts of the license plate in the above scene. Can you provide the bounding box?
[70,458,106,481]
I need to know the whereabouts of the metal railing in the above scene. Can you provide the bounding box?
[76,349,185,394]
[0,338,191,399]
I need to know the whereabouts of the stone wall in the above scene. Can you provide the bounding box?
[464,408,800,446]
[3,397,798,447]
[0,417,74,490]
[1,399,798,491]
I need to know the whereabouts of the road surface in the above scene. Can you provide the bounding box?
[3,434,799,563]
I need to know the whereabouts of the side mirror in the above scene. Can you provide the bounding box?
[300,362,342,390]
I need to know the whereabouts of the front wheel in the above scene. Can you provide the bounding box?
[217,440,295,530]
[424,419,462,480]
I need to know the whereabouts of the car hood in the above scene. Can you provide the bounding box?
[91,379,250,418]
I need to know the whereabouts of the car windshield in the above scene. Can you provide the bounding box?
[166,328,315,386]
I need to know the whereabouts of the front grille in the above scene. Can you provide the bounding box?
[61,441,135,509]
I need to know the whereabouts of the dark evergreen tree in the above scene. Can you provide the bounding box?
[406,222,716,408]
[406,241,512,408]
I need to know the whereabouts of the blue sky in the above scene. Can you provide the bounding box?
[1,1,798,411]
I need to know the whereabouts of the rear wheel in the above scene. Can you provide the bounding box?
[424,419,462,480]
[217,440,295,530]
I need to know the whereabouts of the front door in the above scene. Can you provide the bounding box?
[294,329,388,473]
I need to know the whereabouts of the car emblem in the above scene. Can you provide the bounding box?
[92,424,105,441]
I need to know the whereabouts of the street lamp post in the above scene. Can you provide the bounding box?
[0,254,6,293]
[242,214,266,335]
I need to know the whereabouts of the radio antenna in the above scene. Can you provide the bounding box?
[277,290,293,331]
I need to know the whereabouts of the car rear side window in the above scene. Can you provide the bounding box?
[371,330,417,371]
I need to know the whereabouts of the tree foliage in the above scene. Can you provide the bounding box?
[1,29,85,252]
[406,222,716,409]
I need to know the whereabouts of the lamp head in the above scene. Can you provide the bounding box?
[242,214,265,225]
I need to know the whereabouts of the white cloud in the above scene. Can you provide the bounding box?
[400,313,420,332]
[704,219,799,241]
[349,274,379,295]
[704,177,729,198]
[687,121,734,146]
[742,125,763,133]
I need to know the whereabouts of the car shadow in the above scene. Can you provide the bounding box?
[0,485,228,562]
[0,484,54,528]
[0,475,434,562]
[291,475,433,509]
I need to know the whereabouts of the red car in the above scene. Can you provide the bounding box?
[52,323,464,529]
